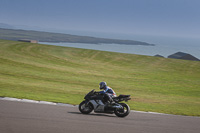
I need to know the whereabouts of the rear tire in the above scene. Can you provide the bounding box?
[79,101,93,114]
[114,103,130,117]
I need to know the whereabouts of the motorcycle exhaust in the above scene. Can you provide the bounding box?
[112,104,123,109]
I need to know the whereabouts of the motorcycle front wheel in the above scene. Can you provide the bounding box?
[114,103,130,117]
[79,101,93,114]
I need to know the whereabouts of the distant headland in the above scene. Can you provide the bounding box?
[0,28,154,46]
[155,52,200,61]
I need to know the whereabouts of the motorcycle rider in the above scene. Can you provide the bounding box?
[98,81,116,105]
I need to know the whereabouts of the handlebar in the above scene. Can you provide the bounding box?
[94,91,100,95]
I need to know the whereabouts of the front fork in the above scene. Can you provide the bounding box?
[84,99,89,106]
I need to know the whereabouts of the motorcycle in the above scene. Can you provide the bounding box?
[79,89,131,117]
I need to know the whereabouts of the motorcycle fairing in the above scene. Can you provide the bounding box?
[89,100,105,112]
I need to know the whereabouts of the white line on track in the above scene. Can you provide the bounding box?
[0,97,78,107]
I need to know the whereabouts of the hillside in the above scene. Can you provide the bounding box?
[0,28,154,46]
[0,39,200,116]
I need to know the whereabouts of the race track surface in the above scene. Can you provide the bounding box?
[0,100,200,133]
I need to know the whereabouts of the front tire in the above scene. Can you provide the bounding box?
[79,101,93,114]
[114,103,130,117]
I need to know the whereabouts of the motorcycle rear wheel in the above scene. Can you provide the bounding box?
[79,101,93,114]
[114,103,130,117]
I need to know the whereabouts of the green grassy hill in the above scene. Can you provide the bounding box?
[0,39,200,116]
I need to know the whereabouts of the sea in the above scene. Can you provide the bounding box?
[39,34,200,59]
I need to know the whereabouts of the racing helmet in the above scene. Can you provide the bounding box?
[99,81,107,89]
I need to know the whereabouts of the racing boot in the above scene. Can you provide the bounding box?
[107,98,116,107]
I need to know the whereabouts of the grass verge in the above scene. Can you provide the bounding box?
[0,39,200,116]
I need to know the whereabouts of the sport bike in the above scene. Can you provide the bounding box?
[79,89,131,117]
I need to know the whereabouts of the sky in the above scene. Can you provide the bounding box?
[0,0,200,39]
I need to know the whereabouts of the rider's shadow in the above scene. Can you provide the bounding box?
[68,112,116,117]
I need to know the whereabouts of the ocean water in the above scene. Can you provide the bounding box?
[39,41,200,59]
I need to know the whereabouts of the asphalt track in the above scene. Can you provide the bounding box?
[0,100,200,133]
